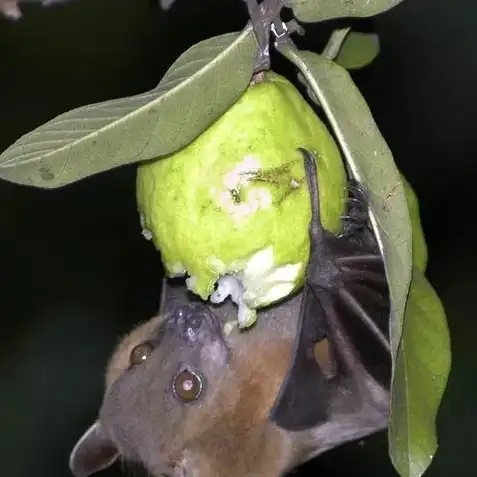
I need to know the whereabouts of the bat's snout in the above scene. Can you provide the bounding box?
[169,304,226,346]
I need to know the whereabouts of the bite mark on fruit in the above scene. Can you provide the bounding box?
[223,156,261,190]
[208,158,304,222]
[209,246,302,329]
[170,263,187,276]
[209,156,274,222]
[139,213,154,241]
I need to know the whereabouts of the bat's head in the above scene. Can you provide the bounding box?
[69,284,297,477]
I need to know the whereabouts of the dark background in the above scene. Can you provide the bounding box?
[0,0,475,476]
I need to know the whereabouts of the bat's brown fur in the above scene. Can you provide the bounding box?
[71,282,389,477]
[177,340,294,477]
[105,315,164,390]
[104,311,295,477]
[69,293,302,477]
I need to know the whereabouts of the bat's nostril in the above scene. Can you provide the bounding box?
[169,305,216,343]
[183,314,203,342]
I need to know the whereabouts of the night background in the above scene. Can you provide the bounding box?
[0,0,475,476]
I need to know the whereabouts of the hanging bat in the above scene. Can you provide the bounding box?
[69,148,391,477]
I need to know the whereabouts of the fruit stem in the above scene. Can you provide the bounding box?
[242,0,285,73]
[251,71,267,85]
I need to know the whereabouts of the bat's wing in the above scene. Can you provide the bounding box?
[269,149,391,433]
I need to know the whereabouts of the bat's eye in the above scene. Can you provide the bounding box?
[172,368,204,402]
[129,341,154,366]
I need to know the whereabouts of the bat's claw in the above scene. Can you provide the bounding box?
[340,180,370,240]
[300,147,379,277]
[243,0,285,73]
[347,180,368,211]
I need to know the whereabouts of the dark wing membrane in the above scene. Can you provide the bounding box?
[334,249,391,388]
[304,144,391,389]
[269,284,334,431]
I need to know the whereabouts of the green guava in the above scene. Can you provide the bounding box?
[136,71,348,328]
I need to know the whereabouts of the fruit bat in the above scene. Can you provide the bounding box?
[69,149,391,477]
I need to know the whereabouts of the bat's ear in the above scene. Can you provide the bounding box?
[69,420,119,477]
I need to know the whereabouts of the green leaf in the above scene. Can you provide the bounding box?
[0,26,258,188]
[335,32,381,70]
[290,0,406,23]
[391,268,451,476]
[401,174,428,272]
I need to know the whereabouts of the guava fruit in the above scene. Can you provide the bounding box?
[136,71,348,328]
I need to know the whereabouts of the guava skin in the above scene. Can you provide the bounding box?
[136,71,347,319]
